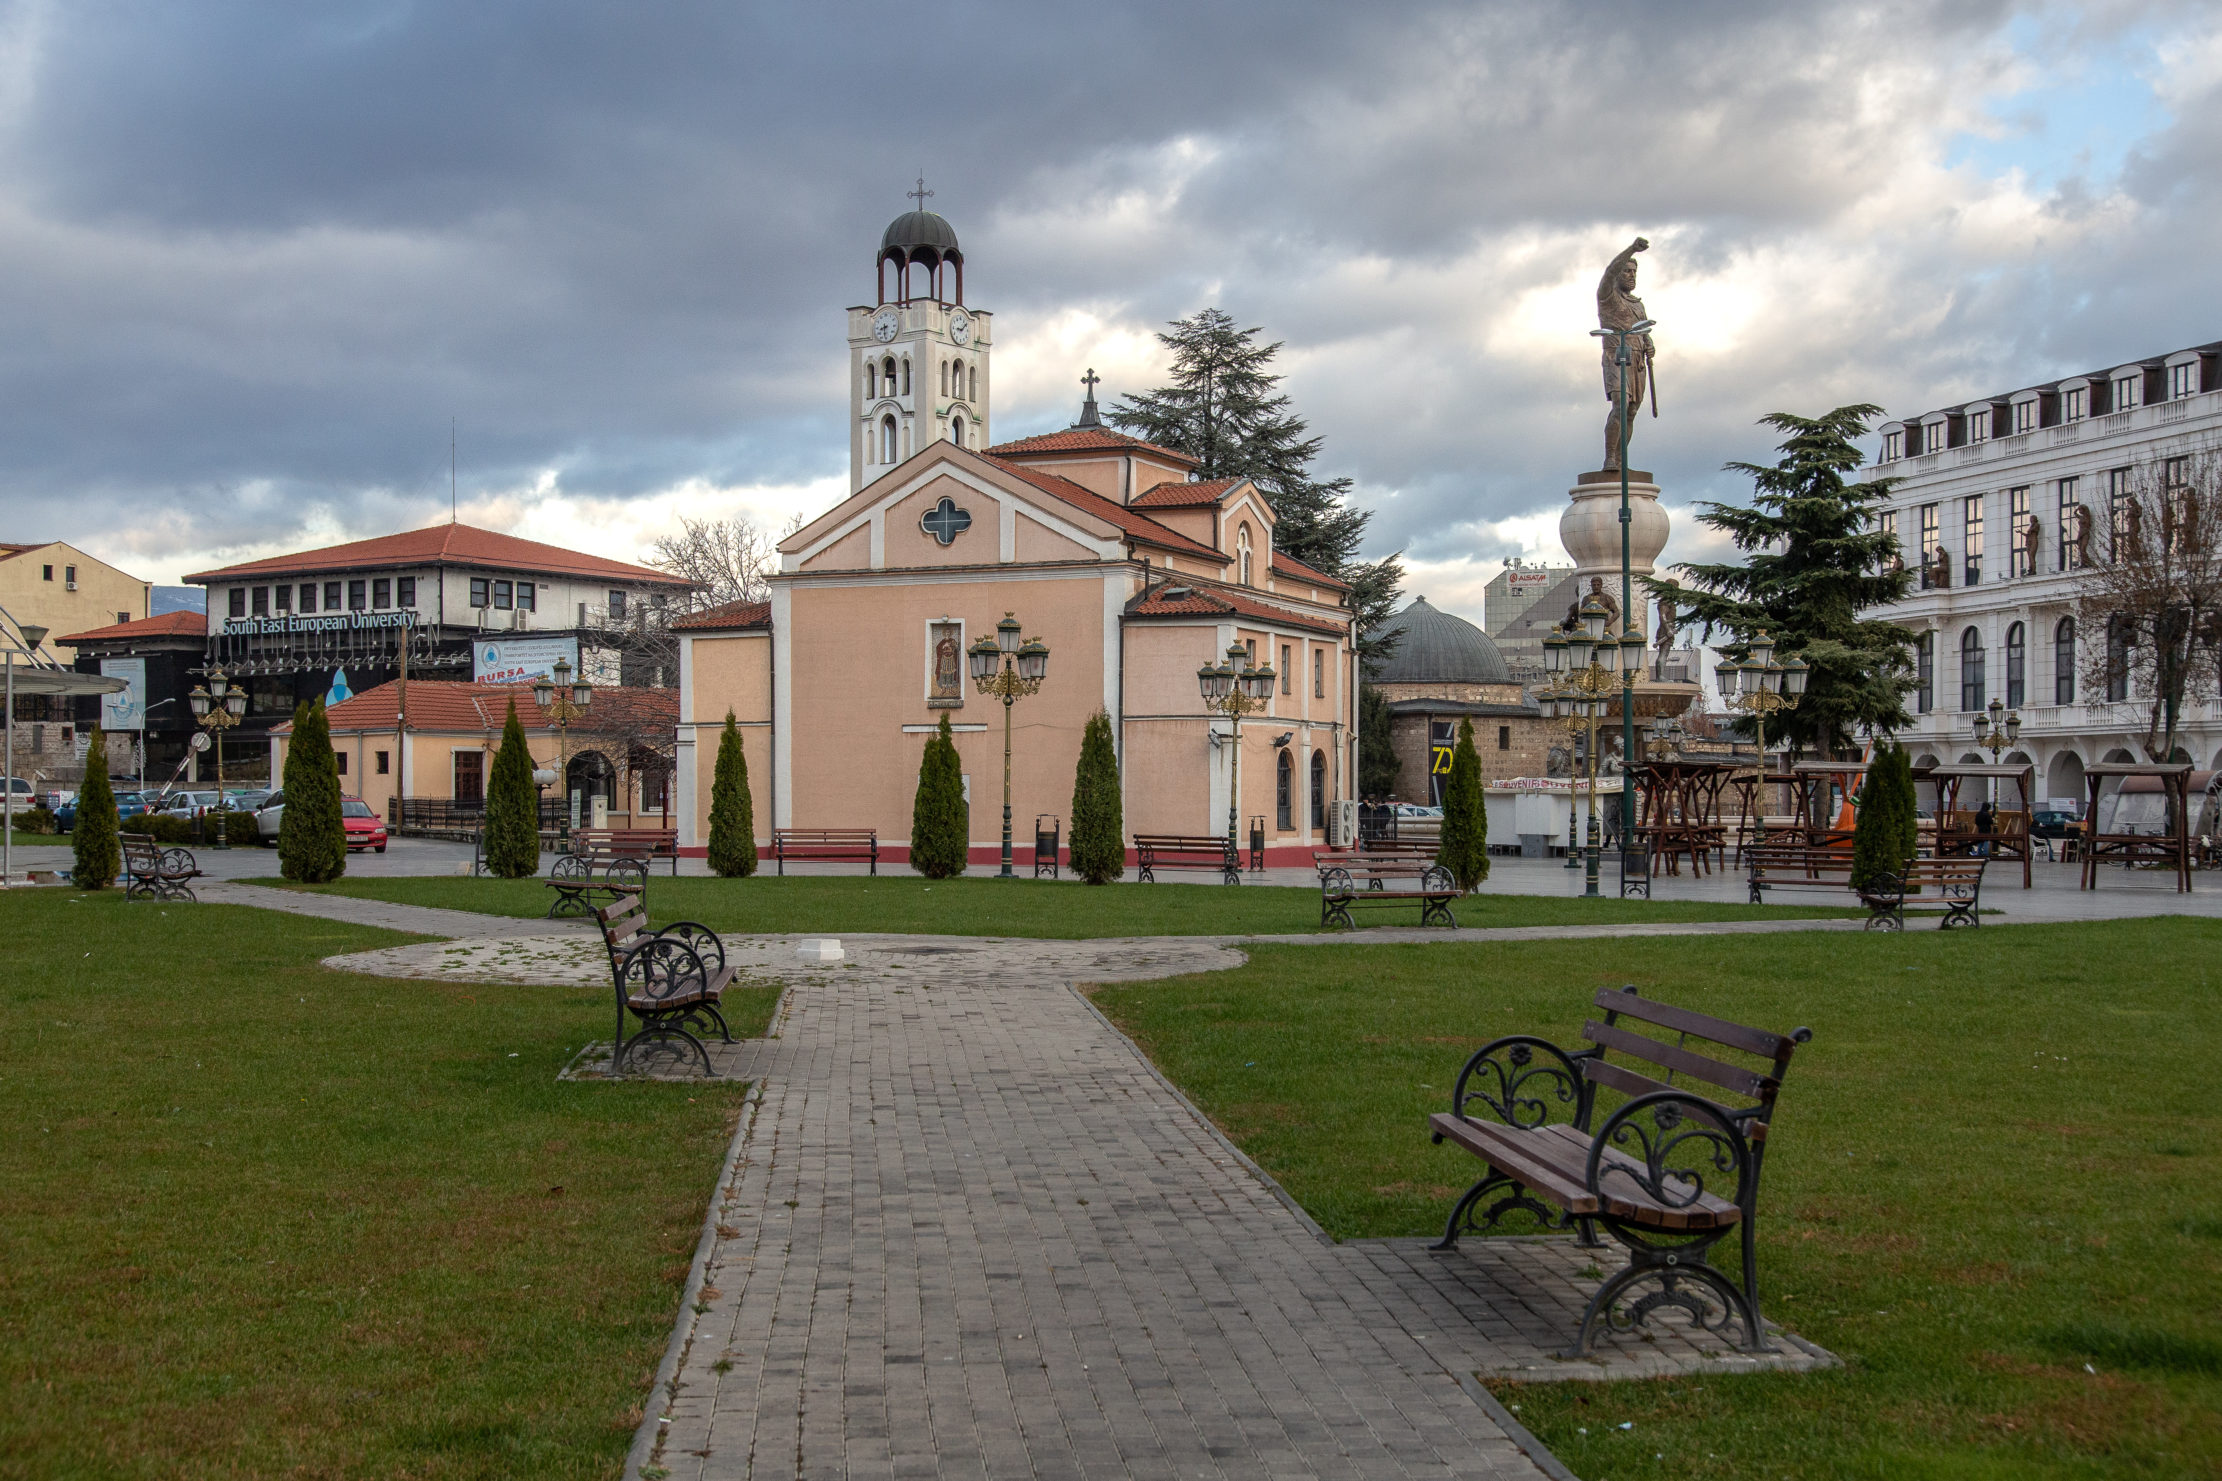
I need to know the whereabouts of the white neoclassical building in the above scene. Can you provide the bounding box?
[1870,339,2222,808]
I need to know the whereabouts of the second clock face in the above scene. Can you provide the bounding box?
[949,310,971,345]
[872,308,900,342]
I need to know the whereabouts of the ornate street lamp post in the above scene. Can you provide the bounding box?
[1197,640,1276,854]
[533,656,593,845]
[1541,596,1647,897]
[1972,696,2022,811]
[969,613,1050,878]
[187,666,249,848]
[1715,630,1808,830]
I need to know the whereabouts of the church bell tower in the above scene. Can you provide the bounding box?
[847,184,994,492]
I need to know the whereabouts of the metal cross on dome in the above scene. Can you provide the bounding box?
[920,496,973,546]
[909,176,933,210]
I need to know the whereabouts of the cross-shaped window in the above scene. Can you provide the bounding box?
[920,496,973,546]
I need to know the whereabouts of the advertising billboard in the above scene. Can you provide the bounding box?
[98,657,146,730]
[472,636,581,686]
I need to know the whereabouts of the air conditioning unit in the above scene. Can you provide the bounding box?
[510,608,529,630]
[65,580,77,591]
[1331,798,1358,848]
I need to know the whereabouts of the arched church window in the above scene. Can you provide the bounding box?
[881,415,898,464]
[1237,524,1254,586]
[901,357,911,395]
[882,356,896,391]
[939,360,949,397]
[968,364,978,402]
[1276,750,1293,831]
[864,363,876,399]
[952,415,966,448]
[1310,749,1327,829]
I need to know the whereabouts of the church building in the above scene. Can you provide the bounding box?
[675,206,1360,865]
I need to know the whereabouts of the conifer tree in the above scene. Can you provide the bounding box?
[1110,308,1403,644]
[278,699,348,883]
[707,711,758,878]
[1851,742,1918,893]
[71,729,120,890]
[483,700,541,878]
[1358,684,1402,799]
[909,713,968,878]
[1069,709,1124,884]
[1658,407,1918,757]
[1435,717,1490,890]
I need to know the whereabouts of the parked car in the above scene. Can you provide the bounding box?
[227,788,274,814]
[155,791,224,819]
[341,798,388,853]
[254,790,287,842]
[55,790,151,832]
[2031,808,2080,840]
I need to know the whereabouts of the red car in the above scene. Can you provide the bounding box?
[341,798,389,853]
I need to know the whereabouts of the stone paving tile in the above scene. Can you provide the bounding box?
[195,878,592,941]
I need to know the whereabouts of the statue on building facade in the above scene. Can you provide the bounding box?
[1597,237,1656,472]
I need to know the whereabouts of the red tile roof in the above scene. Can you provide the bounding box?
[0,541,50,557]
[56,610,206,645]
[983,457,1229,564]
[1124,581,1349,638]
[277,679,678,737]
[985,425,1198,467]
[1271,550,1351,591]
[1130,477,1244,509]
[183,523,691,586]
[671,598,772,631]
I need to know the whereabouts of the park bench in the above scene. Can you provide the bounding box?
[1317,857,1458,928]
[1744,843,1858,902]
[120,832,201,902]
[1358,837,1438,861]
[1858,855,1986,931]
[571,826,681,877]
[772,827,878,876]
[1429,984,1813,1357]
[595,897,735,1076]
[1133,833,1241,885]
[546,853,648,918]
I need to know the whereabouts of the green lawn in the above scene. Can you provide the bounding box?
[268,872,1860,938]
[1091,922,2222,1480]
[0,889,776,1480]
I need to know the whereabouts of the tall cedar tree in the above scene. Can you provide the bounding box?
[71,729,120,888]
[1357,684,1402,799]
[1069,709,1124,883]
[1850,742,1918,893]
[278,699,348,883]
[909,713,968,878]
[1435,718,1490,890]
[1109,308,1404,650]
[1659,407,1918,757]
[483,701,540,878]
[707,711,758,877]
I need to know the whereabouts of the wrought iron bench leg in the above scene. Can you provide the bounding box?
[1431,1170,1556,1250]
[1565,1225,1765,1359]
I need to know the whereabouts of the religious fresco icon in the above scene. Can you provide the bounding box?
[929,621,963,705]
[920,496,973,546]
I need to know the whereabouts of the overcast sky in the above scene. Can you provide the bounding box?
[3,0,2217,626]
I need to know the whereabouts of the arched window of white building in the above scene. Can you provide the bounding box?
[951,415,967,448]
[882,355,896,392]
[880,415,898,464]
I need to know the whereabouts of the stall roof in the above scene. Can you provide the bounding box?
[1913,762,2034,778]
[3,667,126,696]
[2084,761,2192,776]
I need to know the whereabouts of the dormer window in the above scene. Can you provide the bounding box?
[2171,361,2198,400]
[1965,409,1988,444]
[1882,430,1903,462]
[2112,375,2139,411]
[2064,386,2086,421]
[2013,400,2038,434]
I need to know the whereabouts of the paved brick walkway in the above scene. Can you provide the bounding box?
[195,879,594,941]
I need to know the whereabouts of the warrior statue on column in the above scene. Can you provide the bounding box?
[1597,237,1656,472]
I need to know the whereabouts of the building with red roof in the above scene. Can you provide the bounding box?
[675,214,1361,866]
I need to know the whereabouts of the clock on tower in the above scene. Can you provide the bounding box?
[846,188,993,492]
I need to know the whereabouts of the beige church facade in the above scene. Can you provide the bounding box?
[675,207,1358,866]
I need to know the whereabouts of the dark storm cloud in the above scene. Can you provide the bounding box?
[0,0,2210,584]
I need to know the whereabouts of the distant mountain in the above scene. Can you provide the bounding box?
[151,585,204,615]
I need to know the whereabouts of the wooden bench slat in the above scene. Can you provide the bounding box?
[1590,987,1798,1061]
[1581,1019,1773,1099]
[1430,1114,1740,1230]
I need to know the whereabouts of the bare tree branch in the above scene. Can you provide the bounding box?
[2075,446,2222,761]
[647,514,781,608]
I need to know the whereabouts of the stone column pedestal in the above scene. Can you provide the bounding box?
[1557,469,1670,634]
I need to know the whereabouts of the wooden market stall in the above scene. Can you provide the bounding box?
[2079,762,2194,893]
[1629,758,1743,875]
[1914,760,2037,888]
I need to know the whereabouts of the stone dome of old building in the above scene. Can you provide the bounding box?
[880,210,961,264]
[1366,597,1511,686]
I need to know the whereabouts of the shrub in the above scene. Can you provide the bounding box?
[278,700,348,883]
[1069,709,1124,884]
[222,809,260,847]
[18,800,56,835]
[909,713,968,878]
[1852,741,1918,893]
[139,814,193,845]
[706,712,758,878]
[482,701,541,878]
[71,732,120,889]
[1435,717,1490,890]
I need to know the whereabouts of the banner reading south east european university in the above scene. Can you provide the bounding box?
[472,637,581,686]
